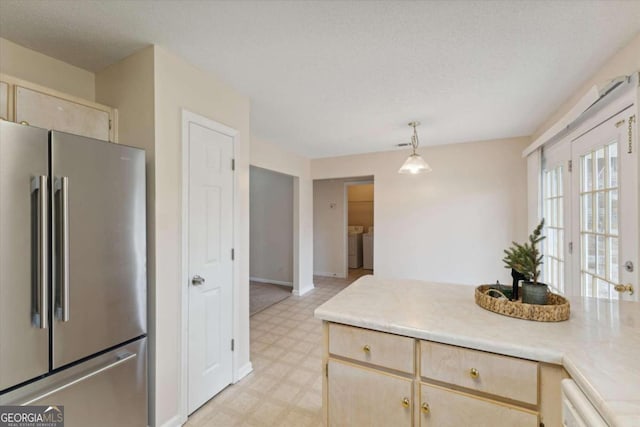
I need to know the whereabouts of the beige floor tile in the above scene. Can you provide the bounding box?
[188,274,359,426]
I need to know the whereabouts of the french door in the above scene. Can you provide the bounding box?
[570,108,637,301]
[541,142,570,294]
[542,106,638,301]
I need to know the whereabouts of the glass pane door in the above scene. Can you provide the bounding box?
[578,143,619,298]
[541,141,571,294]
[543,166,565,293]
[571,108,638,301]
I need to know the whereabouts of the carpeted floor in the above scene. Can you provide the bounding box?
[249,281,292,316]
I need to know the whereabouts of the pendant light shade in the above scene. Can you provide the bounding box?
[398,153,432,174]
[398,121,432,174]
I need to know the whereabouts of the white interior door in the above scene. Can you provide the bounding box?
[571,107,638,301]
[187,115,235,413]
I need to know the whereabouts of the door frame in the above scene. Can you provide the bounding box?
[179,109,239,421]
[343,179,374,278]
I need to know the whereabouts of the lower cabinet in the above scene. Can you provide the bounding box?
[323,322,564,426]
[419,383,538,427]
[328,359,412,427]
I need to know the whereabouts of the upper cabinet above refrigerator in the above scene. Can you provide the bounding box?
[0,74,118,142]
[15,86,111,141]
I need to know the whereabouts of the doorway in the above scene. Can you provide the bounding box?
[313,176,374,280]
[345,181,374,280]
[249,166,294,315]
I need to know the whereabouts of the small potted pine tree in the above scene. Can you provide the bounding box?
[502,219,549,305]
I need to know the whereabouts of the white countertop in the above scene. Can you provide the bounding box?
[314,276,640,427]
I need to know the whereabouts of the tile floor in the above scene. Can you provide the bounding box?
[186,272,370,426]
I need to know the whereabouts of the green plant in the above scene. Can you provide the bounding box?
[502,219,546,284]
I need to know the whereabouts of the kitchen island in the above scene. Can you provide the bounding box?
[314,276,640,426]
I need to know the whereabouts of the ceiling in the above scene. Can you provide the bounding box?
[1,1,639,158]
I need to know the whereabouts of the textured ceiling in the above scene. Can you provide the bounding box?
[1,1,639,158]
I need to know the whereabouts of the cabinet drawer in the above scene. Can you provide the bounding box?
[328,360,412,427]
[420,341,538,405]
[329,323,414,373]
[419,383,538,427]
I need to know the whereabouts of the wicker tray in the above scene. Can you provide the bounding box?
[475,284,570,322]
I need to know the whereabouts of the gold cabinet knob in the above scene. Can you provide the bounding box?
[401,397,410,408]
[469,368,479,379]
[363,344,371,353]
[19,120,29,126]
[421,402,430,414]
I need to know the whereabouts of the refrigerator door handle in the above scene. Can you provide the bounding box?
[21,351,137,405]
[55,177,70,322]
[32,176,48,329]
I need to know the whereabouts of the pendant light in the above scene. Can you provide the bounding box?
[398,121,432,174]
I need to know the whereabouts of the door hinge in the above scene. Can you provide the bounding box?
[231,248,235,260]
[231,158,235,170]
[568,160,572,172]
[325,363,328,377]
[231,339,235,351]
[569,242,573,254]
[108,119,112,130]
[628,114,636,154]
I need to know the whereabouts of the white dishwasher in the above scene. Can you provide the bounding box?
[561,379,608,427]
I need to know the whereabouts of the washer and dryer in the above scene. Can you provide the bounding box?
[347,226,364,268]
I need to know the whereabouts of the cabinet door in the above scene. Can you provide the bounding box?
[419,383,538,427]
[15,86,110,141]
[328,360,412,427]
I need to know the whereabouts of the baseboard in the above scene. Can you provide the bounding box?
[293,283,315,297]
[235,361,253,382]
[159,414,183,427]
[249,276,293,287]
[313,271,346,279]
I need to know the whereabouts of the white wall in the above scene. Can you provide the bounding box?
[250,166,294,285]
[153,45,251,426]
[250,136,314,295]
[533,32,640,140]
[98,45,252,427]
[94,46,157,425]
[0,37,95,100]
[313,179,347,277]
[312,137,529,285]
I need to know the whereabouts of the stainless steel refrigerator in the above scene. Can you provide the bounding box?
[0,121,147,426]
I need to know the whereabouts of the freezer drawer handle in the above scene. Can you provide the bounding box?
[55,177,70,322]
[21,351,137,405]
[32,176,48,329]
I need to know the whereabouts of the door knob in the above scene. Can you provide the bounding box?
[614,284,634,295]
[192,275,206,286]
